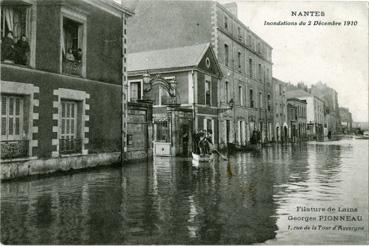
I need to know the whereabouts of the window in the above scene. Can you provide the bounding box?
[257,42,261,53]
[205,80,211,106]
[237,51,241,70]
[238,121,242,144]
[127,134,133,145]
[203,118,214,144]
[249,89,254,108]
[60,100,82,154]
[224,15,228,29]
[158,87,171,105]
[247,34,251,46]
[53,88,89,157]
[248,58,253,78]
[1,5,33,66]
[238,85,243,106]
[155,121,169,142]
[61,8,87,77]
[237,26,242,41]
[224,44,229,67]
[267,94,271,112]
[129,81,142,102]
[279,84,282,95]
[259,92,263,108]
[1,95,29,159]
[225,81,229,103]
[258,64,262,82]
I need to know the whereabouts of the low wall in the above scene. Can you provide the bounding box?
[1,152,121,181]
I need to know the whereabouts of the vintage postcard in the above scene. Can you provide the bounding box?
[0,0,368,245]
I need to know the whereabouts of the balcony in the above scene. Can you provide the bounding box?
[59,138,82,155]
[62,60,82,77]
[1,140,29,159]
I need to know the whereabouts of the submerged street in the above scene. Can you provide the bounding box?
[1,138,368,245]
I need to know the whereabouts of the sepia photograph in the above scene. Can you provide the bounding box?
[0,0,368,245]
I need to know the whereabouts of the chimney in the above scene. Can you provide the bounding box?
[223,2,238,18]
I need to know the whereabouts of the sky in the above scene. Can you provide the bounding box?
[218,0,368,122]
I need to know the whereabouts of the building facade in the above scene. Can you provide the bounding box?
[127,43,222,156]
[1,0,133,180]
[287,98,307,141]
[339,107,353,134]
[272,77,288,142]
[286,90,325,139]
[127,1,273,149]
[310,81,340,135]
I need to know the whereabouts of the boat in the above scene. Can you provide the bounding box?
[192,152,212,167]
[356,131,369,140]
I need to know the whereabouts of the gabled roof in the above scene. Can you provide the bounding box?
[127,43,221,76]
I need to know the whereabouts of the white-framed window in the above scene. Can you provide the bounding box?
[128,80,143,102]
[1,3,35,66]
[1,81,39,160]
[205,79,211,106]
[60,8,87,77]
[238,85,243,106]
[53,88,89,157]
[59,99,82,154]
[1,95,24,141]
[157,76,175,106]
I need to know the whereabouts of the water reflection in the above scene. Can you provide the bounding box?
[1,140,367,244]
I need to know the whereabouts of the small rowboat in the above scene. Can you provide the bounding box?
[192,152,212,167]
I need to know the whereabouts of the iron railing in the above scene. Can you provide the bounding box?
[59,138,82,155]
[1,140,29,159]
[62,60,82,77]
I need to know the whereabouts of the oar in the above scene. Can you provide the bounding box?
[214,149,227,160]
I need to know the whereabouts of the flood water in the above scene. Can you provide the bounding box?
[1,139,368,244]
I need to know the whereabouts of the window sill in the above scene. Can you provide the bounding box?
[60,153,86,158]
[1,62,33,70]
[1,156,37,164]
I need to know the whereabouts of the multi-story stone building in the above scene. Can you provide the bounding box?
[310,81,340,135]
[272,77,288,142]
[339,107,353,134]
[127,1,273,149]
[287,98,307,141]
[127,43,222,156]
[1,0,133,180]
[286,89,325,139]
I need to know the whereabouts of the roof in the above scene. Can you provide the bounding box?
[286,89,312,98]
[287,97,307,104]
[127,43,212,72]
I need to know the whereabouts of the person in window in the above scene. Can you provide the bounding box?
[75,48,82,63]
[65,48,75,62]
[1,31,15,63]
[15,35,30,65]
